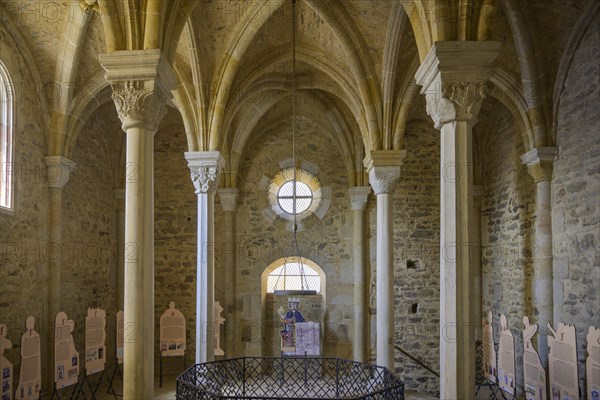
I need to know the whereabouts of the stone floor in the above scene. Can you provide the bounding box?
[84,371,493,400]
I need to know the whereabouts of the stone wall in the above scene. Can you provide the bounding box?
[153,108,197,371]
[233,117,354,359]
[479,100,536,393]
[62,109,120,364]
[368,123,441,395]
[0,21,50,383]
[552,13,600,393]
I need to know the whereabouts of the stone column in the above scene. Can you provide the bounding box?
[415,41,500,399]
[349,186,371,363]
[472,185,484,340]
[44,156,75,390]
[185,151,223,363]
[364,151,405,370]
[521,147,556,366]
[218,187,238,357]
[114,188,125,310]
[99,49,176,399]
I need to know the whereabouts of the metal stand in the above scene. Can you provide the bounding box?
[106,360,122,398]
[71,369,106,400]
[49,381,79,400]
[159,352,187,388]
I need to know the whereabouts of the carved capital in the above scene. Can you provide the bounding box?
[218,188,238,212]
[185,151,224,195]
[348,186,371,210]
[45,156,76,189]
[521,147,556,183]
[424,81,488,128]
[110,81,167,131]
[364,151,406,195]
[99,49,176,132]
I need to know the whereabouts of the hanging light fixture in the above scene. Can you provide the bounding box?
[273,0,317,297]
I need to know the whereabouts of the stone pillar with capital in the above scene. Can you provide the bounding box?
[185,151,224,363]
[364,151,405,370]
[44,155,75,391]
[99,49,176,399]
[521,146,556,367]
[218,187,238,357]
[349,186,371,363]
[415,41,501,399]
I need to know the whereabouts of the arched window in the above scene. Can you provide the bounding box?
[265,257,323,294]
[0,61,14,211]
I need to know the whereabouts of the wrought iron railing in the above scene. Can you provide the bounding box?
[393,344,439,378]
[177,357,405,399]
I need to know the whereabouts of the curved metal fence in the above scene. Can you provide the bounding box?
[177,357,405,399]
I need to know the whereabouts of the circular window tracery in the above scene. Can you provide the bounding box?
[268,168,321,222]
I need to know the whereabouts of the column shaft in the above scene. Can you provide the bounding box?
[376,192,394,369]
[196,190,215,362]
[439,120,475,398]
[364,152,404,371]
[522,147,556,366]
[123,127,154,398]
[350,186,370,362]
[114,190,125,310]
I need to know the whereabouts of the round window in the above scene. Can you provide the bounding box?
[277,180,313,214]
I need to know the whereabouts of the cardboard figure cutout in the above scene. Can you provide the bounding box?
[586,326,600,399]
[522,316,547,400]
[483,311,497,382]
[547,321,579,400]
[159,302,186,357]
[1,324,13,400]
[54,312,79,388]
[498,314,516,395]
[85,308,107,375]
[116,311,124,364]
[214,302,225,356]
[15,316,41,400]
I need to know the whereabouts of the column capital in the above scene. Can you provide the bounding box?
[348,186,371,210]
[218,188,239,212]
[415,41,501,128]
[364,150,406,195]
[185,151,224,194]
[521,147,556,182]
[45,156,76,189]
[99,49,177,131]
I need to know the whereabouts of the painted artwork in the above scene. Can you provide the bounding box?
[547,322,579,400]
[1,324,13,400]
[116,311,124,364]
[587,326,600,399]
[54,312,79,388]
[498,314,516,395]
[522,316,546,400]
[15,316,41,400]
[85,308,107,375]
[278,297,306,354]
[160,302,186,357]
[482,311,497,382]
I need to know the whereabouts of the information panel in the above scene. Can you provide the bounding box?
[85,308,107,375]
[483,311,497,382]
[498,314,516,394]
[547,322,579,400]
[522,316,546,400]
[54,312,79,388]
[15,316,41,400]
[1,324,13,400]
[294,322,320,356]
[586,326,600,399]
[160,302,186,357]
